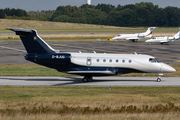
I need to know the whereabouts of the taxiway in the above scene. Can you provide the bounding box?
[1,40,180,64]
[0,76,179,86]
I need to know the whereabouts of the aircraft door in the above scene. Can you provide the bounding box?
[160,65,163,72]
[86,57,92,66]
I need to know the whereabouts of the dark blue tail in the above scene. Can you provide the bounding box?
[8,28,56,54]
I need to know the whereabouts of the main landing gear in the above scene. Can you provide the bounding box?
[132,39,137,42]
[82,76,93,82]
[157,73,163,82]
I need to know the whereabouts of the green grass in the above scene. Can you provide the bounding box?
[0,86,180,107]
[0,64,71,76]
[0,86,180,102]
[0,86,180,119]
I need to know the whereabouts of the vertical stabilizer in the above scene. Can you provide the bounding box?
[139,27,156,37]
[8,28,56,54]
[145,27,156,35]
[174,31,180,40]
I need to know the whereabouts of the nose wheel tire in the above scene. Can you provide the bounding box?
[157,78,161,82]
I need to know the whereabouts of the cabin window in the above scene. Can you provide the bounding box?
[103,59,106,62]
[116,59,119,63]
[109,59,112,62]
[122,60,125,63]
[129,60,132,63]
[97,59,100,62]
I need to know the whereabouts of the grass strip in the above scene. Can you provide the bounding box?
[0,86,180,114]
[0,86,180,119]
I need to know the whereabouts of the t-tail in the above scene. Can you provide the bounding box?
[139,27,156,38]
[173,31,180,40]
[145,27,156,36]
[8,28,58,54]
[8,28,70,71]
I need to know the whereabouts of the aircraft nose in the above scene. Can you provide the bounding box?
[112,37,117,40]
[145,39,152,42]
[161,64,176,73]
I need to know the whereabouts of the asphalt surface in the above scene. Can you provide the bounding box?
[0,39,180,64]
[0,76,179,86]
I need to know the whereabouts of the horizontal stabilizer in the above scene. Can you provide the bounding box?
[7,28,31,36]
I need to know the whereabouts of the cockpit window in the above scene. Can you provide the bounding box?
[155,58,161,63]
[149,58,156,63]
[149,58,161,63]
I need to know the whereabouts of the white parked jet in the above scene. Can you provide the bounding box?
[145,31,180,44]
[109,27,156,42]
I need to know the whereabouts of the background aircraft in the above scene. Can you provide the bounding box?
[109,27,156,42]
[145,31,180,44]
[7,28,175,82]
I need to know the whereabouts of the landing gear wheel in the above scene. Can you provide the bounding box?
[157,73,163,82]
[132,40,137,42]
[88,77,93,81]
[82,76,93,82]
[82,77,88,82]
[157,78,161,82]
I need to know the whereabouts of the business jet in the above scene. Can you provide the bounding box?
[6,28,175,82]
[109,27,156,42]
[145,31,180,44]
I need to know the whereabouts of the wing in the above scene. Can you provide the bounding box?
[159,40,171,43]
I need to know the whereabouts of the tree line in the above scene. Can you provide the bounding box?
[1,2,180,27]
[0,8,27,18]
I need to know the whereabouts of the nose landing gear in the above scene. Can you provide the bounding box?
[157,73,163,82]
[157,78,161,82]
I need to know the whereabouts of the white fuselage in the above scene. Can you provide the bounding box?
[146,37,175,43]
[67,52,175,74]
[146,31,180,43]
[111,27,156,41]
[112,33,152,40]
